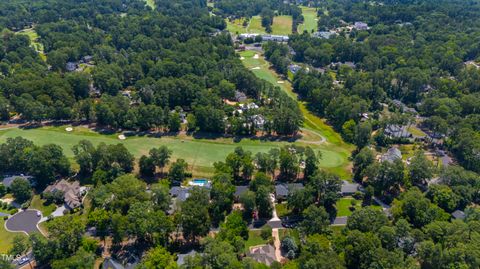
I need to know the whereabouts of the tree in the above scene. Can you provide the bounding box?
[255,186,272,218]
[346,207,388,233]
[202,237,243,269]
[307,170,341,210]
[168,159,188,183]
[180,187,211,241]
[353,147,375,181]
[218,211,248,242]
[139,155,156,178]
[140,246,178,269]
[304,147,321,180]
[210,173,235,225]
[51,249,95,269]
[10,235,31,258]
[287,188,314,215]
[149,146,172,174]
[168,112,181,132]
[279,147,299,180]
[10,178,31,203]
[87,208,110,239]
[72,140,96,175]
[408,151,434,186]
[127,202,173,246]
[150,183,171,212]
[240,190,256,220]
[354,121,372,148]
[425,185,459,212]
[299,205,330,235]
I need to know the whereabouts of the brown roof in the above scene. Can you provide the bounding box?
[45,179,82,209]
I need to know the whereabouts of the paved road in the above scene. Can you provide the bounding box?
[5,210,41,234]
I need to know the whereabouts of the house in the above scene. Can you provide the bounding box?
[170,186,191,202]
[275,183,304,201]
[354,21,369,30]
[330,62,356,69]
[44,179,84,210]
[2,175,32,188]
[451,210,465,220]
[177,250,201,266]
[234,185,249,201]
[288,64,302,74]
[312,31,336,39]
[252,114,265,129]
[247,244,276,266]
[66,62,78,72]
[341,181,360,196]
[391,99,417,114]
[381,147,402,163]
[234,91,247,102]
[102,257,138,269]
[384,124,412,139]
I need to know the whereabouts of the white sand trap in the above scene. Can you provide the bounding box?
[277,81,284,84]
[65,127,73,132]
[251,67,261,70]
[240,57,245,60]
[315,18,318,21]
[253,54,259,59]
[118,134,126,140]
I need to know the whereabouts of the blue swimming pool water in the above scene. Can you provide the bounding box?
[192,179,208,184]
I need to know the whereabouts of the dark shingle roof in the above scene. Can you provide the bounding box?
[275,183,304,198]
[234,186,249,197]
[2,175,31,188]
[341,181,359,194]
[451,210,465,220]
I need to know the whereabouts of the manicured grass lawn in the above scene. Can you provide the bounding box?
[0,124,345,178]
[30,195,57,217]
[298,7,318,33]
[239,50,353,178]
[271,16,293,35]
[275,203,291,218]
[16,28,46,61]
[226,18,248,34]
[245,230,267,251]
[408,126,427,137]
[248,16,265,34]
[278,228,300,245]
[0,218,27,253]
[336,197,361,217]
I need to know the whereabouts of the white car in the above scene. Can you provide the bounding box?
[36,211,41,217]
[18,257,29,265]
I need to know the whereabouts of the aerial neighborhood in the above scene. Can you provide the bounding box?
[0,0,479,268]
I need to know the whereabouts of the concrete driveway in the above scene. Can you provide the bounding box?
[5,209,41,234]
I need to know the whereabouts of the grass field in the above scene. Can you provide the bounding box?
[227,15,293,36]
[30,195,57,217]
[0,218,27,253]
[239,50,353,178]
[0,124,346,178]
[245,230,267,251]
[298,6,318,33]
[16,28,46,61]
[336,197,361,217]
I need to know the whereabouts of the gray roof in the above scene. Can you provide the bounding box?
[247,244,276,266]
[381,147,402,163]
[170,187,190,202]
[275,183,304,198]
[451,210,465,220]
[385,124,411,138]
[234,186,249,197]
[341,181,359,194]
[332,216,348,225]
[177,250,200,266]
[2,175,32,188]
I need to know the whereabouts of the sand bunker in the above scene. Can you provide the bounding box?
[240,57,245,60]
[277,81,284,84]
[118,134,126,140]
[253,54,259,59]
[251,67,261,70]
[65,127,73,132]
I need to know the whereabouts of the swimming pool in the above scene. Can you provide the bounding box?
[189,178,209,187]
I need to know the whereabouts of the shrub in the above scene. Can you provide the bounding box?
[352,191,364,200]
[260,225,272,240]
[281,236,298,258]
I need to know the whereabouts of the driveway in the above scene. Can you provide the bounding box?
[5,209,41,234]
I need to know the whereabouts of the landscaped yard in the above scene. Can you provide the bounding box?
[297,6,318,33]
[0,218,27,253]
[30,195,57,217]
[275,203,292,218]
[336,197,361,217]
[245,230,267,251]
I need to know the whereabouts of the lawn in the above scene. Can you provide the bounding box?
[408,126,427,137]
[226,18,248,34]
[30,195,57,217]
[336,197,361,217]
[245,230,267,251]
[0,124,345,178]
[278,228,300,245]
[271,16,293,35]
[16,28,46,61]
[297,7,318,33]
[275,203,292,218]
[0,218,27,253]
[239,50,353,178]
